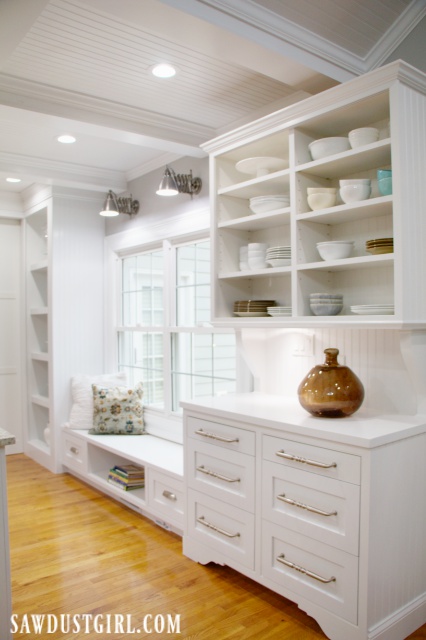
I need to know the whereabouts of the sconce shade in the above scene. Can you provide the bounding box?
[100,190,120,217]
[156,167,179,196]
[156,166,202,198]
[99,190,139,217]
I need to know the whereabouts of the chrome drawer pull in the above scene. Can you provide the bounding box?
[162,490,177,501]
[196,465,240,483]
[195,428,239,444]
[276,450,337,469]
[70,446,79,455]
[277,494,337,517]
[277,554,336,584]
[197,516,240,538]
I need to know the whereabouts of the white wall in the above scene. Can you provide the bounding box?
[0,218,22,453]
[105,157,209,237]
[384,16,426,73]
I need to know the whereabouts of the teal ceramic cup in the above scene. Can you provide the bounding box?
[377,169,392,195]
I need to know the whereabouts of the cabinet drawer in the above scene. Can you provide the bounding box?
[187,439,255,512]
[262,460,360,555]
[188,489,255,570]
[63,431,87,473]
[187,416,255,455]
[147,470,184,529]
[262,521,358,624]
[263,435,360,484]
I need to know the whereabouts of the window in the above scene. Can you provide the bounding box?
[117,238,236,417]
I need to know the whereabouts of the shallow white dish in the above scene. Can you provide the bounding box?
[236,157,287,178]
[234,311,269,317]
[350,305,394,315]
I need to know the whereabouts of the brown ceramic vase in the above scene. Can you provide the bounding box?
[298,348,364,418]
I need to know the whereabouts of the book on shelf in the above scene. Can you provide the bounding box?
[107,465,145,491]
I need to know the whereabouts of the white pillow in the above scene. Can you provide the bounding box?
[69,372,127,429]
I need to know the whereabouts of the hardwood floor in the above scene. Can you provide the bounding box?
[6,454,426,640]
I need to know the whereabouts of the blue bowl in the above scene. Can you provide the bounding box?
[377,169,392,180]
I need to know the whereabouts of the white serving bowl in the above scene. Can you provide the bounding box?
[307,187,337,194]
[348,127,379,148]
[316,240,354,260]
[339,179,371,186]
[307,192,337,210]
[248,259,268,270]
[248,242,268,251]
[309,137,350,160]
[340,183,371,203]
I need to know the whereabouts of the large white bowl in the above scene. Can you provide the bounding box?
[309,137,350,160]
[307,192,337,210]
[307,187,337,194]
[316,240,354,260]
[340,183,371,203]
[348,127,379,148]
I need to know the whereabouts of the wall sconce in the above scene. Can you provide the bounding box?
[156,166,202,198]
[99,190,139,217]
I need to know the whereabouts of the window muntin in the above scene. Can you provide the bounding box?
[118,239,236,416]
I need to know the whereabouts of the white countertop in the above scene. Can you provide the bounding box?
[181,393,426,448]
[0,428,15,448]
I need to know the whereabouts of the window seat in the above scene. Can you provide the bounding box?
[62,425,184,533]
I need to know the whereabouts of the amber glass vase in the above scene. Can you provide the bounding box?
[298,348,364,418]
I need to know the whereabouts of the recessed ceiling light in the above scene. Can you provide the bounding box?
[6,177,21,183]
[151,63,177,78]
[57,134,76,144]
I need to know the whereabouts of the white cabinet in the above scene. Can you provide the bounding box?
[23,187,105,472]
[204,61,426,328]
[62,428,184,532]
[24,203,51,467]
[182,394,426,640]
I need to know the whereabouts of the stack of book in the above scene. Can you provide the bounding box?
[107,463,145,491]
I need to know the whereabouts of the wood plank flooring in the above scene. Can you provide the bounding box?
[6,454,426,640]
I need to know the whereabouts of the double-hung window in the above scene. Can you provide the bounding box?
[117,237,237,428]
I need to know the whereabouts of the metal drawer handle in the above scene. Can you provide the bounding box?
[196,465,240,483]
[276,450,337,469]
[70,446,79,455]
[195,428,239,444]
[162,490,177,501]
[277,554,336,584]
[277,494,337,517]
[197,516,240,538]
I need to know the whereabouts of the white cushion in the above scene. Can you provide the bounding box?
[69,372,127,429]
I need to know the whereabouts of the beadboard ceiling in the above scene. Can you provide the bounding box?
[0,0,425,196]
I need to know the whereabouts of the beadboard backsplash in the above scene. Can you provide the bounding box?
[238,328,422,415]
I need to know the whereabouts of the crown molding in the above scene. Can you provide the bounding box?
[160,0,426,79]
[0,151,127,192]
[0,74,212,156]
[364,0,426,70]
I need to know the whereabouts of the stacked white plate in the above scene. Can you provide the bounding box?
[266,245,291,267]
[234,300,275,317]
[350,304,394,315]
[249,194,290,214]
[267,306,292,317]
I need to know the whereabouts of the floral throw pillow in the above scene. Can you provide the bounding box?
[90,382,145,435]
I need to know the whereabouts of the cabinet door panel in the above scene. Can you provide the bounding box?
[262,460,359,554]
[263,435,360,484]
[147,470,184,529]
[188,489,255,569]
[262,521,358,624]
[187,438,255,511]
[187,416,255,455]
